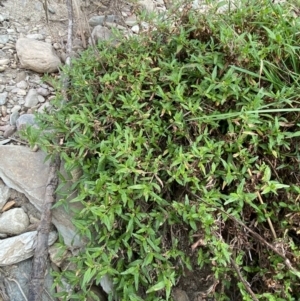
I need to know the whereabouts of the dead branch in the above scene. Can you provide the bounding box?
[28,155,60,301]
[230,258,259,301]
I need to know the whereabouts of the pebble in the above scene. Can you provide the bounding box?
[132,25,140,33]
[26,33,44,40]
[16,71,27,83]
[0,92,8,105]
[1,105,7,116]
[16,113,36,130]
[10,110,19,125]
[0,58,10,65]
[3,125,16,138]
[0,35,9,44]
[16,80,28,89]
[38,95,45,103]
[37,87,49,96]
[24,89,39,107]
[88,15,118,27]
[11,105,21,113]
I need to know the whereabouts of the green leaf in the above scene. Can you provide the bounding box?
[146,280,165,293]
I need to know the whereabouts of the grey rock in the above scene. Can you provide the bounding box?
[0,91,8,105]
[0,145,84,248]
[0,208,29,235]
[3,258,58,301]
[0,35,9,44]
[18,98,25,105]
[0,179,11,211]
[88,15,118,27]
[11,105,21,113]
[16,38,61,73]
[90,25,113,44]
[26,33,44,40]
[38,95,45,102]
[48,6,56,14]
[16,113,36,130]
[16,80,28,89]
[125,15,138,26]
[0,84,4,92]
[0,231,57,266]
[25,88,39,107]
[37,87,50,96]
[10,110,19,125]
[38,101,51,113]
[100,274,114,294]
[0,138,11,145]
[138,0,156,12]
[16,71,27,82]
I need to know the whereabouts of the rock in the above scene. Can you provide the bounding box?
[11,105,21,113]
[16,71,27,82]
[0,138,11,145]
[88,15,118,27]
[132,25,140,33]
[49,244,70,267]
[37,87,50,96]
[0,58,9,65]
[1,104,7,116]
[125,15,138,26]
[0,145,84,248]
[100,274,114,294]
[88,15,105,27]
[0,208,29,235]
[0,179,11,211]
[138,0,156,12]
[16,113,36,130]
[0,91,8,105]
[24,88,39,107]
[38,101,51,113]
[16,80,28,89]
[10,110,19,125]
[3,125,16,138]
[0,35,9,44]
[16,38,61,73]
[38,95,45,103]
[90,25,113,44]
[0,231,57,265]
[2,258,57,301]
[26,33,44,40]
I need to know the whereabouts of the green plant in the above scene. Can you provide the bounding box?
[25,0,300,300]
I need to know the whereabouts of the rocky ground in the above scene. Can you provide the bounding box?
[0,0,213,300]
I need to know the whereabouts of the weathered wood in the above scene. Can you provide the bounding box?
[28,155,60,301]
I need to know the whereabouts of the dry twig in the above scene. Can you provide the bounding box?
[28,155,60,301]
